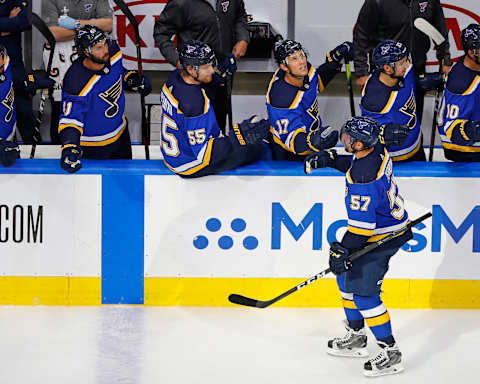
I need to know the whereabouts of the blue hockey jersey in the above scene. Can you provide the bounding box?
[345,144,409,242]
[437,57,480,158]
[59,40,126,147]
[160,69,220,175]
[361,64,422,161]
[266,62,324,155]
[0,53,15,140]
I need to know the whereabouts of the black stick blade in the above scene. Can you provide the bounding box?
[228,294,261,308]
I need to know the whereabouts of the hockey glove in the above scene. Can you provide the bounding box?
[307,126,338,151]
[60,144,82,174]
[327,42,354,65]
[213,54,237,84]
[329,241,352,275]
[379,122,410,147]
[304,149,337,174]
[416,72,444,92]
[124,71,152,96]
[23,72,56,97]
[230,115,269,146]
[452,120,480,145]
[0,139,20,167]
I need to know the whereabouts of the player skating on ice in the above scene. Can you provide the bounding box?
[304,116,413,377]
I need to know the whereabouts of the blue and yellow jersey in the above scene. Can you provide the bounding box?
[266,62,324,155]
[360,65,422,161]
[345,144,409,243]
[59,40,126,147]
[0,53,15,141]
[437,57,480,160]
[160,69,220,176]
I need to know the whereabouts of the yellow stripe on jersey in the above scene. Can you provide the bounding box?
[391,138,422,161]
[110,50,122,65]
[376,148,389,180]
[317,75,325,92]
[365,311,390,327]
[201,89,209,115]
[348,226,375,236]
[58,124,83,135]
[288,128,307,153]
[80,124,126,147]
[289,90,303,109]
[79,75,100,96]
[165,138,215,175]
[380,91,396,114]
[442,142,480,152]
[462,75,480,96]
[266,69,280,104]
[367,233,390,242]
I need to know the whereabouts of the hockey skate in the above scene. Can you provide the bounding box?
[364,341,404,377]
[327,321,368,357]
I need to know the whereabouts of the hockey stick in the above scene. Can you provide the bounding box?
[414,18,446,162]
[228,212,432,308]
[30,12,56,159]
[226,74,233,134]
[112,0,150,160]
[346,62,355,117]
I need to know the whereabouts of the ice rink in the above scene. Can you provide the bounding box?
[1,306,478,383]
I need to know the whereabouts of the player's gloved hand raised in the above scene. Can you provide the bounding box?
[416,72,444,92]
[213,54,237,85]
[307,126,338,151]
[0,139,20,167]
[23,72,56,97]
[329,241,352,275]
[304,149,337,174]
[379,122,410,147]
[60,144,82,174]
[327,42,354,64]
[230,115,269,146]
[124,71,152,96]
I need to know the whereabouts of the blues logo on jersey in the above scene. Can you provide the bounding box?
[0,54,15,141]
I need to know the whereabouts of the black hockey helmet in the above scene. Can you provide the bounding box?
[373,40,408,71]
[274,39,305,65]
[341,116,379,149]
[179,40,216,69]
[75,25,107,56]
[461,24,480,52]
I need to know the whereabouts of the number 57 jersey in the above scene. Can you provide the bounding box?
[345,144,409,243]
[160,69,220,176]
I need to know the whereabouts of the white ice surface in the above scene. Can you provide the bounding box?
[0,306,477,383]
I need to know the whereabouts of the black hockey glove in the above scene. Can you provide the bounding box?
[0,139,20,167]
[230,115,269,146]
[213,54,237,85]
[60,144,82,174]
[23,72,55,97]
[327,42,354,64]
[416,72,444,93]
[379,122,410,147]
[124,71,152,96]
[329,241,352,275]
[304,149,337,174]
[307,126,338,151]
[452,120,480,145]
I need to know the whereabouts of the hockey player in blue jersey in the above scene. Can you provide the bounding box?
[266,39,352,160]
[59,25,151,173]
[437,24,480,162]
[160,40,268,178]
[304,116,413,377]
[0,44,19,167]
[361,40,443,162]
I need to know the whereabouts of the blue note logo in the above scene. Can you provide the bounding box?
[193,217,259,250]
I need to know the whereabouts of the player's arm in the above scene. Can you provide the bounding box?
[442,92,480,145]
[431,0,451,68]
[304,149,351,174]
[232,0,249,59]
[316,42,354,91]
[353,0,379,77]
[416,72,444,93]
[153,1,184,67]
[0,0,29,33]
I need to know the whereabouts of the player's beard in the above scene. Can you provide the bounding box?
[89,51,109,65]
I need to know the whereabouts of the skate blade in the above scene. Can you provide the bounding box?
[327,347,369,358]
[364,364,404,377]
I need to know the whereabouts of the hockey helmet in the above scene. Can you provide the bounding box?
[461,24,480,52]
[373,40,408,70]
[179,40,216,69]
[75,25,107,56]
[274,39,305,65]
[341,116,379,149]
